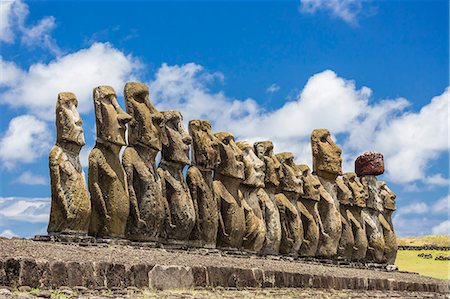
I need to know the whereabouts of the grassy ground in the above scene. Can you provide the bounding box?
[395,249,450,280]
[397,235,450,247]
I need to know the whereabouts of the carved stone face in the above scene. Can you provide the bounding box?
[124,82,163,151]
[237,142,265,188]
[254,141,282,186]
[189,120,220,170]
[377,181,396,211]
[160,110,192,165]
[93,86,131,146]
[343,172,367,208]
[361,175,383,211]
[276,152,303,194]
[297,164,320,201]
[311,129,342,179]
[336,177,352,205]
[56,92,85,146]
[215,132,244,180]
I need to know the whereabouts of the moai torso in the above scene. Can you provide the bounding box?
[296,164,321,257]
[186,120,220,248]
[88,86,132,238]
[158,111,195,241]
[122,82,166,241]
[275,152,303,255]
[48,92,90,235]
[311,129,342,257]
[361,175,385,263]
[214,132,246,249]
[378,181,397,264]
[343,172,368,261]
[336,177,354,260]
[254,141,282,254]
[237,142,267,253]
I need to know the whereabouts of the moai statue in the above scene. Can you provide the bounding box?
[335,177,355,259]
[274,152,303,255]
[378,181,397,265]
[122,82,167,241]
[310,129,342,257]
[356,152,385,263]
[296,164,321,257]
[342,172,369,261]
[236,141,267,253]
[48,92,91,235]
[253,141,282,254]
[186,120,220,248]
[158,111,195,241]
[213,132,246,249]
[88,86,132,238]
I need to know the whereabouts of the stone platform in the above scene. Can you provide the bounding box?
[0,238,448,294]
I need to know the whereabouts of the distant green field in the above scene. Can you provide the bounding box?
[395,250,450,280]
[397,235,450,247]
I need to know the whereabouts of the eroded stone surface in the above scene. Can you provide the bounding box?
[158,111,195,240]
[275,152,303,255]
[88,86,132,238]
[214,132,246,249]
[343,173,368,261]
[237,142,267,253]
[186,120,219,247]
[122,82,166,241]
[253,141,282,255]
[48,92,90,235]
[378,181,398,265]
[296,164,321,257]
[355,152,384,177]
[336,177,354,260]
[311,129,342,180]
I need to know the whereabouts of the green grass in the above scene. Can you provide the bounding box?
[395,250,450,280]
[397,235,450,247]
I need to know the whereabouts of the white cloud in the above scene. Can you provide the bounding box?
[300,0,364,24]
[15,171,47,185]
[0,115,51,169]
[0,0,59,53]
[424,174,450,187]
[0,229,18,238]
[432,220,450,235]
[0,197,50,223]
[266,83,280,93]
[398,202,429,215]
[0,42,142,120]
[432,195,449,214]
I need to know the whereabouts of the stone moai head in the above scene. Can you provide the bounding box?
[336,177,352,205]
[214,132,244,180]
[311,129,342,180]
[254,141,282,187]
[93,86,131,146]
[124,82,163,151]
[56,92,85,147]
[189,120,220,170]
[377,181,396,211]
[343,172,367,208]
[276,152,303,194]
[236,141,265,188]
[297,164,321,201]
[160,110,192,165]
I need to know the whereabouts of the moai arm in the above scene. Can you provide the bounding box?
[187,171,200,236]
[123,160,145,228]
[214,186,229,237]
[378,213,392,232]
[347,209,362,230]
[158,168,176,229]
[49,149,70,218]
[315,203,329,238]
[88,154,110,221]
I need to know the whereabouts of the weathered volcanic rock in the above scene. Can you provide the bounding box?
[355,152,384,177]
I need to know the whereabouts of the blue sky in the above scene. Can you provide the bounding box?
[0,0,448,238]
